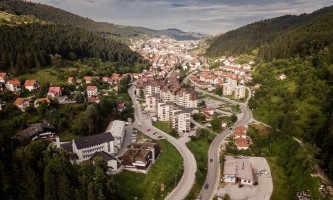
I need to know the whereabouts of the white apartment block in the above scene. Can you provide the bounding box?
[176,91,198,108]
[146,94,160,112]
[157,102,175,121]
[234,85,247,99]
[172,109,191,133]
[160,89,176,103]
[223,82,235,96]
[106,120,126,153]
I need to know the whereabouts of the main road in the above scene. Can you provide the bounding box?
[128,85,197,200]
[191,80,253,200]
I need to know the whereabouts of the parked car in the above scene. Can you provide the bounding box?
[197,195,202,200]
[158,135,162,138]
[204,184,209,189]
[147,129,151,131]
[210,158,213,162]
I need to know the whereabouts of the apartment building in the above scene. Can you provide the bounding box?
[222,82,235,96]
[172,108,191,133]
[175,87,198,108]
[234,85,246,99]
[157,101,175,121]
[146,94,160,112]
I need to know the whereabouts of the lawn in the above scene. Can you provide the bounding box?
[114,139,183,200]
[14,67,69,85]
[185,130,216,199]
[152,121,179,138]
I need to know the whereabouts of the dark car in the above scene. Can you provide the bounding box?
[210,158,213,162]
[204,184,209,189]
[147,129,151,131]
[238,184,243,188]
[158,135,162,138]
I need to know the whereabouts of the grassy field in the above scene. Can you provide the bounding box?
[15,68,67,85]
[185,131,216,199]
[114,139,183,200]
[152,121,179,138]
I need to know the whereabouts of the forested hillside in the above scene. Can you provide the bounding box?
[206,6,333,57]
[0,0,204,40]
[0,23,146,74]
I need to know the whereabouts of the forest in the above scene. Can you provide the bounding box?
[0,23,147,74]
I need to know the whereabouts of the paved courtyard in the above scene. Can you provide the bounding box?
[217,157,273,200]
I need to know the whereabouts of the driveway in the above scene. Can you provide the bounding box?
[217,157,273,200]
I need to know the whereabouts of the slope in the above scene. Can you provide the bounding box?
[206,5,333,57]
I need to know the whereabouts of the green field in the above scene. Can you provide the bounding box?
[152,121,179,138]
[15,68,68,85]
[114,139,183,200]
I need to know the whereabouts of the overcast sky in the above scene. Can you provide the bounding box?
[29,0,333,34]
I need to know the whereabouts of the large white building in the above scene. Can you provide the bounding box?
[234,85,246,99]
[145,94,160,112]
[106,120,126,153]
[175,87,198,108]
[222,82,235,96]
[172,108,191,133]
[157,102,175,121]
[223,158,254,186]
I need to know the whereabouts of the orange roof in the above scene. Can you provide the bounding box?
[8,79,20,85]
[234,126,247,137]
[14,98,24,105]
[67,77,74,82]
[0,72,8,78]
[87,86,97,91]
[235,138,249,148]
[83,76,92,82]
[35,98,51,104]
[24,79,36,87]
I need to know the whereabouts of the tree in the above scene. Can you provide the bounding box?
[211,117,222,132]
[223,193,231,200]
[215,85,223,96]
[230,114,237,123]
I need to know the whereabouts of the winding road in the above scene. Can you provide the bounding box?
[191,81,253,200]
[128,85,197,200]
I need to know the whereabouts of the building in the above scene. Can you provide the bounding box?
[67,77,75,84]
[83,76,92,83]
[87,85,98,98]
[234,126,247,139]
[91,151,118,171]
[5,79,21,92]
[14,98,29,111]
[222,82,234,96]
[69,132,115,162]
[172,108,191,133]
[34,97,51,108]
[122,142,160,173]
[234,137,250,150]
[24,80,40,92]
[175,87,198,108]
[223,158,254,185]
[145,94,160,112]
[11,122,56,141]
[234,85,246,99]
[0,72,9,83]
[106,120,125,153]
[47,87,62,99]
[157,102,175,121]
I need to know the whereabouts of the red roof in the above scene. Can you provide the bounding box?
[24,80,36,87]
[0,72,8,78]
[8,79,20,85]
[48,87,61,94]
[235,138,249,148]
[87,86,97,91]
[14,98,24,105]
[234,126,247,137]
[67,77,74,83]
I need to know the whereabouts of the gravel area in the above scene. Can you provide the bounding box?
[217,157,273,200]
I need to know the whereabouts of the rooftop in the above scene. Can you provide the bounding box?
[74,132,114,149]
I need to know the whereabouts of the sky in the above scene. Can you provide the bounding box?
[29,0,333,34]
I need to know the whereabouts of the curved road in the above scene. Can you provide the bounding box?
[193,83,253,200]
[128,85,197,200]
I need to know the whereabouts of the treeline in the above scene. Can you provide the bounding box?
[0,23,145,74]
[0,140,118,200]
[206,5,333,57]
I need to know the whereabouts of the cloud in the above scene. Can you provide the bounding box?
[29,0,333,34]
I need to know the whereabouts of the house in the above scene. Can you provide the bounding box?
[34,97,51,108]
[0,72,9,83]
[14,98,29,111]
[116,100,125,112]
[202,107,215,116]
[11,122,56,141]
[234,126,247,139]
[24,80,40,92]
[88,97,100,103]
[122,142,160,173]
[234,137,250,150]
[223,157,254,185]
[67,77,75,84]
[83,76,92,83]
[101,77,112,85]
[86,85,98,98]
[47,87,62,99]
[5,79,21,92]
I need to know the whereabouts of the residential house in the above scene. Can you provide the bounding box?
[24,79,40,91]
[14,98,29,111]
[83,76,92,84]
[234,126,247,139]
[34,97,51,108]
[87,85,98,98]
[47,87,62,99]
[12,122,56,141]
[223,157,254,185]
[0,72,9,83]
[234,137,250,150]
[117,100,125,112]
[67,77,75,84]
[5,79,21,92]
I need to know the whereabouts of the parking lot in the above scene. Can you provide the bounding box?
[217,157,273,200]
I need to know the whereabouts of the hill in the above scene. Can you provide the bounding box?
[205,6,333,57]
[0,0,204,40]
[0,22,145,74]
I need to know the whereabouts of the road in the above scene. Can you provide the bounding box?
[128,85,197,200]
[193,83,253,200]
